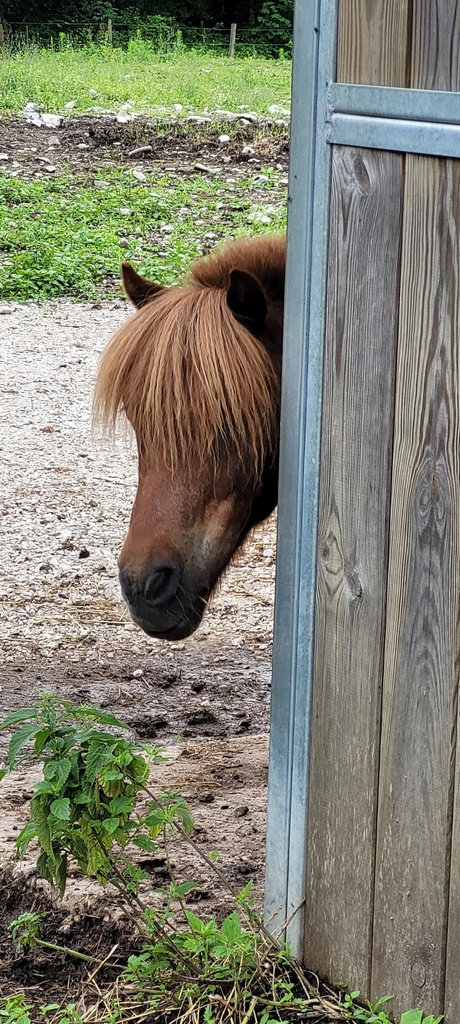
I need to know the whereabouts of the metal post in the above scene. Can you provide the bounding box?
[228,23,236,57]
[264,0,338,960]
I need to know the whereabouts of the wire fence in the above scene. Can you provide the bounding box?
[0,19,292,57]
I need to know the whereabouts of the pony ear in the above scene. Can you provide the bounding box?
[227,269,267,329]
[121,263,164,309]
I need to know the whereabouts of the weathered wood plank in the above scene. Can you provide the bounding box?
[304,146,404,990]
[372,156,460,1019]
[410,1,460,91]
[337,0,410,86]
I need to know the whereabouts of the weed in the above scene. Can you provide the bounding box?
[0,995,33,1024]
[0,168,286,301]
[0,699,444,1024]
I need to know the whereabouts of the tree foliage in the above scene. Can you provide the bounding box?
[1,0,293,54]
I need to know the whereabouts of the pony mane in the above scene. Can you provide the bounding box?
[94,236,285,480]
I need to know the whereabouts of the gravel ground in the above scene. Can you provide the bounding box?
[0,297,276,1004]
[0,298,275,716]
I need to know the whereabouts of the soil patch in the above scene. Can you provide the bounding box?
[0,114,288,180]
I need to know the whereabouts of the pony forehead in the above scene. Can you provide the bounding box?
[94,275,280,480]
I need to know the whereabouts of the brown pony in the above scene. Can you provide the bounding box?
[94,235,285,639]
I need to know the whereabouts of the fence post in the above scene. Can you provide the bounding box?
[107,18,113,48]
[228,23,236,57]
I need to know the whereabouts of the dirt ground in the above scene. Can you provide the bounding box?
[0,116,281,1007]
[0,112,289,180]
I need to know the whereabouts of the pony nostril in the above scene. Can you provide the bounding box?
[143,564,179,605]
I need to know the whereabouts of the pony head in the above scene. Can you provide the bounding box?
[94,237,284,639]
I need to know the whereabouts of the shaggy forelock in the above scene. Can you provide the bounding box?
[93,248,282,481]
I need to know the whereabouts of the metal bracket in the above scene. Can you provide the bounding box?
[328,83,460,158]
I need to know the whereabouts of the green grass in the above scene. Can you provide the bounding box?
[0,168,286,301]
[0,40,291,117]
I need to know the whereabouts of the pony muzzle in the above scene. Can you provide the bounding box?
[118,562,207,639]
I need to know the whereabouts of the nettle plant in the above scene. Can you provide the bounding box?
[0,696,444,1024]
[0,697,310,1023]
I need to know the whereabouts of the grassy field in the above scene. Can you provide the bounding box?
[0,167,286,301]
[0,44,289,302]
[0,41,291,117]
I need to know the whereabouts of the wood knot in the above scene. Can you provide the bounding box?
[344,562,363,599]
[410,960,426,988]
[352,154,371,195]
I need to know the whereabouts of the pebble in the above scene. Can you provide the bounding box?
[40,114,63,129]
[241,146,255,159]
[218,134,230,144]
[267,104,290,116]
[132,668,144,679]
[235,806,249,818]
[132,169,147,181]
[64,101,77,110]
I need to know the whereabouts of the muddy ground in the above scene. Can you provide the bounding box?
[0,112,289,180]
[0,115,283,1008]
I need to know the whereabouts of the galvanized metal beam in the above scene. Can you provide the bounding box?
[328,112,460,159]
[264,0,337,959]
[329,82,460,124]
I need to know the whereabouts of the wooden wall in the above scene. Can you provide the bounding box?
[305,2,460,1019]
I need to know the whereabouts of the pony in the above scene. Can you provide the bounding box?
[94,234,286,640]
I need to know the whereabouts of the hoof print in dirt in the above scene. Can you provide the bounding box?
[131,715,169,738]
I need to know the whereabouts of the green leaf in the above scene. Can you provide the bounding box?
[30,794,53,856]
[33,729,52,755]
[371,995,394,1010]
[8,724,43,765]
[220,911,242,944]
[16,821,37,855]
[400,1015,443,1024]
[49,757,72,791]
[85,742,111,783]
[0,709,37,728]
[33,780,58,796]
[75,707,131,730]
[54,851,68,896]
[50,797,71,821]
[73,789,92,805]
[108,795,135,814]
[184,910,207,934]
[101,817,120,834]
[131,834,157,851]
[128,754,149,783]
[37,850,57,887]
[175,881,197,896]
